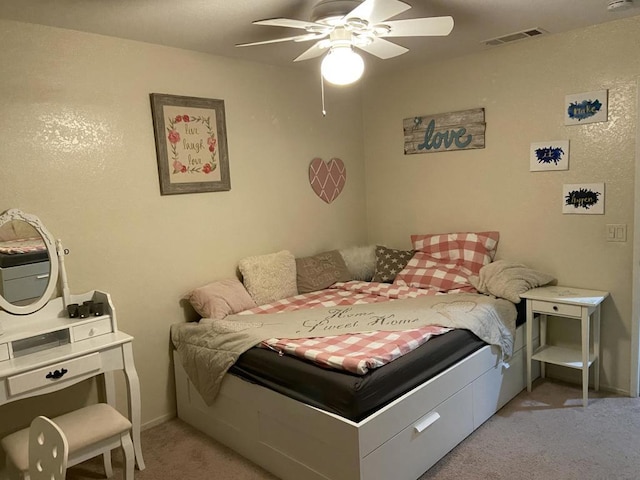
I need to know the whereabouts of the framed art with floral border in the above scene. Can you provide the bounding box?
[150,93,230,195]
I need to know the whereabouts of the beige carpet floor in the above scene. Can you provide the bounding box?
[66,379,640,480]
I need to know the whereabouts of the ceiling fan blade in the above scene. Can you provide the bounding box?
[294,32,329,43]
[356,37,408,59]
[236,33,326,48]
[294,42,328,62]
[236,33,327,47]
[346,0,411,24]
[381,16,455,37]
[253,17,327,31]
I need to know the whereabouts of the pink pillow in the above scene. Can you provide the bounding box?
[394,232,500,292]
[410,231,499,268]
[393,252,477,292]
[184,278,257,321]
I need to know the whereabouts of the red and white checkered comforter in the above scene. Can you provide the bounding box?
[0,237,46,255]
[238,281,453,374]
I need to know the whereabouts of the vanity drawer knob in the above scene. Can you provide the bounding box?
[45,368,68,380]
[552,305,559,311]
[89,328,95,337]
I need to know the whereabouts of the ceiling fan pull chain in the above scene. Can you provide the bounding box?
[320,70,327,117]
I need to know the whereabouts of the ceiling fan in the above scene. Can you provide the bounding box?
[236,0,454,85]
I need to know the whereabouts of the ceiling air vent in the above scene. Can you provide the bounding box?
[483,28,547,47]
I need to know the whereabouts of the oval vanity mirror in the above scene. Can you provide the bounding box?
[0,209,59,315]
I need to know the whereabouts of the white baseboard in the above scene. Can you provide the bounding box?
[543,370,630,397]
[141,413,175,431]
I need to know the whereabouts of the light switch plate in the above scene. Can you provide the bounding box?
[606,224,627,242]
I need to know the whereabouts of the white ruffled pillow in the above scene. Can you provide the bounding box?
[339,245,376,281]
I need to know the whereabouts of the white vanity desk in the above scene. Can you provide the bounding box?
[0,208,144,474]
[0,291,146,471]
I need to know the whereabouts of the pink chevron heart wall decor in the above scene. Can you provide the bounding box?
[308,157,346,204]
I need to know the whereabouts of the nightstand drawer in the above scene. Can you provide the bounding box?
[6,352,102,396]
[530,300,582,318]
[72,318,113,341]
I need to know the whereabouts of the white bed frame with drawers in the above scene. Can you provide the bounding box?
[173,322,539,480]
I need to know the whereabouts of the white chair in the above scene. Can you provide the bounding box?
[1,403,135,480]
[28,416,68,480]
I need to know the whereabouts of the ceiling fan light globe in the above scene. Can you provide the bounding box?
[321,47,365,85]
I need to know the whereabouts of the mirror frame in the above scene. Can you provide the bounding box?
[0,209,59,315]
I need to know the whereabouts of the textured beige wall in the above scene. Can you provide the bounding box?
[0,19,366,433]
[362,17,639,394]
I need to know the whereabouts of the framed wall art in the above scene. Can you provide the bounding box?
[530,140,569,171]
[150,93,230,195]
[564,90,608,126]
[562,183,605,215]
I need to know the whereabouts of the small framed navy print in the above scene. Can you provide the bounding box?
[530,140,569,171]
[564,90,608,126]
[562,183,605,215]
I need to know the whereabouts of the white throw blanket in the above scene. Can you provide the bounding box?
[171,293,516,405]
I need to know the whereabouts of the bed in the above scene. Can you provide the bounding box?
[172,235,549,480]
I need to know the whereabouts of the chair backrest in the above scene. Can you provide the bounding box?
[28,416,69,480]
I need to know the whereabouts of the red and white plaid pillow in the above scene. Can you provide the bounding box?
[394,232,499,292]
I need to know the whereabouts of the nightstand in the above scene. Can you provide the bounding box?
[521,285,609,408]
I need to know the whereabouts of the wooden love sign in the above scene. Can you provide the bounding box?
[309,157,346,204]
[403,108,485,155]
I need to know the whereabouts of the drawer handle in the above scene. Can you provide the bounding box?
[45,368,68,380]
[552,305,559,312]
[414,412,441,434]
[36,274,50,280]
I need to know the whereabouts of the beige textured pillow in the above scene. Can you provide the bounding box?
[239,250,298,305]
[184,278,257,321]
[296,250,352,294]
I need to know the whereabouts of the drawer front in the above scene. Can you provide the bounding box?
[362,384,474,480]
[6,352,102,396]
[473,346,525,428]
[72,318,113,341]
[2,274,50,303]
[531,300,582,318]
[0,343,8,362]
[0,261,50,281]
[359,345,491,456]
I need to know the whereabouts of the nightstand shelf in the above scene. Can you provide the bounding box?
[531,345,595,370]
[521,286,609,408]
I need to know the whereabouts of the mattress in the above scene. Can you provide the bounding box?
[229,300,526,422]
[0,250,48,268]
[0,238,48,268]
